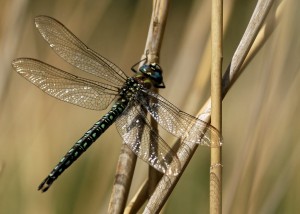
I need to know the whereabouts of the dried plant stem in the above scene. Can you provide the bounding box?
[222,0,276,98]
[109,0,170,213]
[144,0,169,199]
[143,0,276,213]
[108,146,137,213]
[129,0,170,209]
[210,0,223,213]
[143,0,169,63]
[240,0,285,73]
[124,180,149,214]
[223,1,284,211]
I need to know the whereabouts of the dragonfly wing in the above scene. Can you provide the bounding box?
[115,102,181,176]
[12,58,118,110]
[138,89,222,147]
[34,15,127,86]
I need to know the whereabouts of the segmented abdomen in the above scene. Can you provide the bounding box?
[38,98,128,192]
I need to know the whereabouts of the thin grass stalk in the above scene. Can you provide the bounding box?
[143,0,276,213]
[210,0,223,213]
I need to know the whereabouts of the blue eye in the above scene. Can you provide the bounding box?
[139,63,165,88]
[151,71,162,81]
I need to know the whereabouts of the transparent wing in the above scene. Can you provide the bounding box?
[34,15,127,86]
[115,102,181,176]
[12,58,119,110]
[138,89,222,147]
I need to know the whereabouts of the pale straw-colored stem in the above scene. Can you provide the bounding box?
[210,0,223,213]
[143,0,276,213]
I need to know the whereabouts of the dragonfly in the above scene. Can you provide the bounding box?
[12,16,221,192]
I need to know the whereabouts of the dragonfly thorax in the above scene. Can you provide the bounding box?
[119,77,142,101]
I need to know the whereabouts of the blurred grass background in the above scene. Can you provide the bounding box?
[0,0,299,213]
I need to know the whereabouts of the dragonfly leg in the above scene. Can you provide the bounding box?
[131,57,147,73]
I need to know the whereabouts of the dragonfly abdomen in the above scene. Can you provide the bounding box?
[38,98,128,192]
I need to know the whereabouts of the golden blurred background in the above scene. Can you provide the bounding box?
[0,0,299,213]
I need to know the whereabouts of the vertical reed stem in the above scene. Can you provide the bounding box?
[210,0,223,213]
[119,0,170,213]
[144,0,276,213]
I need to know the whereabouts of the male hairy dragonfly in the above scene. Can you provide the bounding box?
[12,16,221,192]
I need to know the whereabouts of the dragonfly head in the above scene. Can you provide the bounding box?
[139,63,165,88]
